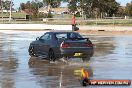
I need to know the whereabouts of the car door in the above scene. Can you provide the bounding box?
[39,33,52,55]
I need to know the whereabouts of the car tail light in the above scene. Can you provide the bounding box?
[84,43,93,47]
[60,42,70,48]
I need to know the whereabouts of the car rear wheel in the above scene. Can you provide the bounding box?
[48,49,56,61]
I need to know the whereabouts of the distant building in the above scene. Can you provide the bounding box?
[38,7,69,14]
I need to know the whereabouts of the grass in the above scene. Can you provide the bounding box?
[0,19,132,26]
[0,13,132,26]
[0,12,27,18]
[12,12,27,18]
[84,19,132,26]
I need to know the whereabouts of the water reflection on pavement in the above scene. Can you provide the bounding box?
[0,30,132,88]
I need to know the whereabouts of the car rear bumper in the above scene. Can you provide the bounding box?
[60,47,94,58]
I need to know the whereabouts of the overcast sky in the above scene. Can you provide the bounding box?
[12,0,132,9]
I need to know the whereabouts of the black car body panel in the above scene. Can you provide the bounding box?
[28,31,94,60]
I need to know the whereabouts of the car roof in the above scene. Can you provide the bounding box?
[46,31,77,34]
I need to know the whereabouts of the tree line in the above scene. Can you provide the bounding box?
[68,0,132,18]
[1,0,132,18]
[0,0,14,12]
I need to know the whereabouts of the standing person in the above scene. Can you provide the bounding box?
[71,15,76,31]
[71,15,79,31]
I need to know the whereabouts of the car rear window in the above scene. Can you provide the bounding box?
[55,32,83,40]
[55,33,68,39]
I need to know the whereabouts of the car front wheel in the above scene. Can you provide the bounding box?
[29,45,36,57]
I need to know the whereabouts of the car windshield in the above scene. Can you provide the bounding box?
[55,32,82,40]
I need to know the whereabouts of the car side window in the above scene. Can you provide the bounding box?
[40,33,51,41]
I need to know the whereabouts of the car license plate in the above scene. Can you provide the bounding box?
[74,53,82,56]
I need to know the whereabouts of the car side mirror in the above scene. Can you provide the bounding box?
[36,37,40,40]
[37,37,45,42]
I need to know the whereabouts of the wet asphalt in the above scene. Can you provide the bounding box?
[0,30,132,88]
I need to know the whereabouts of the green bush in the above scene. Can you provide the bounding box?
[38,13,48,18]
[75,12,81,17]
[47,12,53,18]
[37,12,53,18]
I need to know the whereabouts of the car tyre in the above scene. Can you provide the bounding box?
[81,78,88,86]
[29,46,36,57]
[48,49,56,61]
